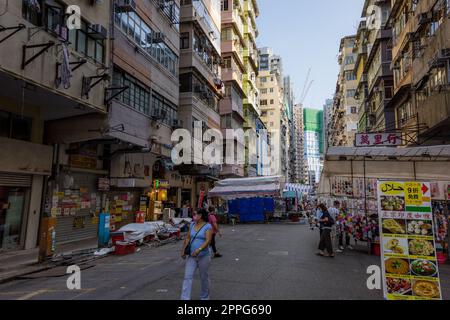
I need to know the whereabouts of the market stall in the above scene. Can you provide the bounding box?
[318,145,450,257]
[208,176,284,223]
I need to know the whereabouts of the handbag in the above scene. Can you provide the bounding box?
[184,223,207,256]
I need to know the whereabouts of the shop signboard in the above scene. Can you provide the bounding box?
[378,180,442,300]
[355,133,402,147]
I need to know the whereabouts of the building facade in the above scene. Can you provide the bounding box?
[219,0,246,178]
[304,108,324,187]
[293,104,307,183]
[388,0,450,146]
[242,0,260,177]
[358,0,394,134]
[177,0,223,203]
[257,47,287,177]
[328,36,359,147]
[0,0,112,250]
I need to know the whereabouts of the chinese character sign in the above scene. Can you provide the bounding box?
[378,181,442,300]
[355,133,402,147]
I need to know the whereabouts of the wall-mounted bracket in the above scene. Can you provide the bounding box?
[81,74,108,99]
[0,24,26,44]
[104,86,129,105]
[22,41,55,69]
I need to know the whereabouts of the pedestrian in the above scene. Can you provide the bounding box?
[315,204,324,236]
[317,204,335,258]
[180,209,213,300]
[208,206,223,258]
[336,207,354,253]
[328,201,340,251]
[181,201,189,219]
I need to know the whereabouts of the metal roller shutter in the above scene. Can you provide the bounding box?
[55,172,100,245]
[0,172,32,187]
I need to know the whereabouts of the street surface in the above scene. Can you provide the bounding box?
[0,224,449,300]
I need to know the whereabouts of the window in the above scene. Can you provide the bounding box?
[345,55,355,65]
[152,91,178,126]
[113,68,151,115]
[181,32,189,49]
[260,100,268,106]
[270,99,274,105]
[260,77,267,83]
[346,89,356,98]
[223,57,232,69]
[221,0,229,11]
[260,89,267,94]
[345,71,356,81]
[270,88,274,93]
[350,106,357,114]
[115,11,179,76]
[22,0,43,26]
[0,111,32,141]
[68,20,105,64]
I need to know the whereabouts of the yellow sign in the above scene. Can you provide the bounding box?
[405,182,422,206]
[379,182,405,195]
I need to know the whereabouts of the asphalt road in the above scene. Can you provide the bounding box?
[0,223,448,300]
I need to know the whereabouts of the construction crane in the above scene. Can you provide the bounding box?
[299,68,314,105]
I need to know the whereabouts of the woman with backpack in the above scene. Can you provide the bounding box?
[180,209,213,300]
[317,204,335,258]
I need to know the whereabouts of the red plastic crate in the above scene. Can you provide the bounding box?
[115,241,136,255]
[111,232,125,245]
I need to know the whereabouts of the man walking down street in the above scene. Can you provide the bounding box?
[208,206,222,258]
[317,204,335,258]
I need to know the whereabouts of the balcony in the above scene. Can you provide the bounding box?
[222,9,245,41]
[221,39,245,67]
[180,50,218,89]
[219,96,244,119]
[222,67,243,87]
[418,90,450,143]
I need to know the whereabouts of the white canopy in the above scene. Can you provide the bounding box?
[209,176,284,200]
[318,145,450,196]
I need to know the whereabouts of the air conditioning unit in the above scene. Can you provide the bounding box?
[152,32,165,43]
[115,0,136,12]
[88,24,108,40]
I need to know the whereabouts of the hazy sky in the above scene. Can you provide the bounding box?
[257,0,364,110]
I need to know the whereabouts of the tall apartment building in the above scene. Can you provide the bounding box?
[357,0,394,134]
[258,47,287,177]
[387,0,450,146]
[219,0,246,178]
[323,98,333,150]
[242,0,260,177]
[328,36,359,147]
[304,108,324,187]
[293,104,306,183]
[177,0,223,200]
[284,76,295,182]
[0,0,112,250]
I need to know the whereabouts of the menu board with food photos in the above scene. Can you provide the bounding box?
[378,181,442,300]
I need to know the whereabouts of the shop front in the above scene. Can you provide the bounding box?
[44,143,108,245]
[0,137,52,252]
[318,145,450,257]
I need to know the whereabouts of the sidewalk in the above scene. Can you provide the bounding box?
[0,238,100,284]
